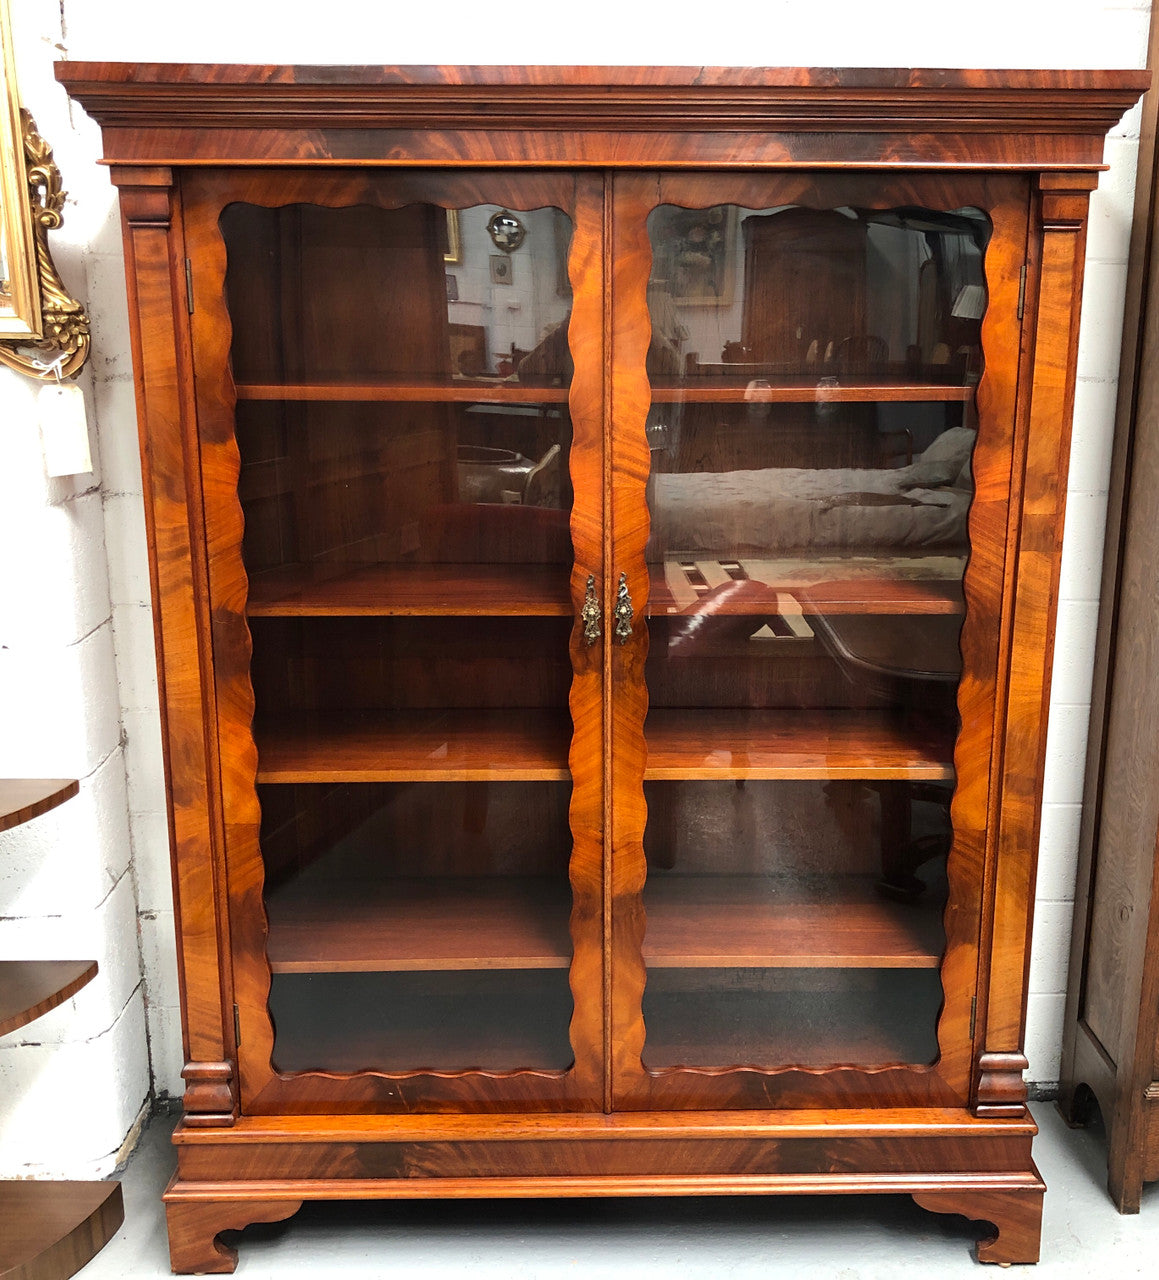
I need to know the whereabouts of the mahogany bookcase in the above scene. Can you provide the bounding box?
[57,63,1146,1270]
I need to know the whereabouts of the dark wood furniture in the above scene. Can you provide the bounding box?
[57,64,1146,1271]
[1058,19,1159,1214]
[0,780,124,1280]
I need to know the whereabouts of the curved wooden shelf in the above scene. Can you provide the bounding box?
[0,962,99,1037]
[0,780,79,834]
[0,1180,123,1280]
[235,379,569,404]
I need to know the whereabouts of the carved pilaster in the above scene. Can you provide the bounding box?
[115,165,236,1117]
[979,172,1097,1082]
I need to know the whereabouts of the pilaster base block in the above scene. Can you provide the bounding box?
[181,1060,238,1126]
[164,1196,303,1274]
[913,1185,1044,1265]
[975,1051,1030,1119]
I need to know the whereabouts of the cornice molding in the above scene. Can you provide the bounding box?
[56,63,1146,131]
[54,64,1150,171]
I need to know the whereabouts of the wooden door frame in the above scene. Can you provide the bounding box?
[179,166,609,1115]
[606,170,1034,1112]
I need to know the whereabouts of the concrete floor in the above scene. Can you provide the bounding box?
[80,1103,1159,1278]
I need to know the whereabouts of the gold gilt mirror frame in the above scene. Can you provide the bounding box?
[0,0,89,376]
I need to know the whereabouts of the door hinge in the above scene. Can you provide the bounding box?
[233,1002,241,1048]
[1016,263,1027,321]
[970,995,977,1039]
[184,258,194,314]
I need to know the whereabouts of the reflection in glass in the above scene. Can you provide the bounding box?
[222,200,577,1075]
[224,202,573,388]
[641,204,989,1070]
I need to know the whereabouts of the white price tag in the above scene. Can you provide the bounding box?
[39,381,93,477]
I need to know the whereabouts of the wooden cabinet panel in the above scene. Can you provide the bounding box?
[57,62,1147,1271]
[1059,32,1159,1209]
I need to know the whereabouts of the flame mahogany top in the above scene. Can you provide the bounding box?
[55,63,1149,171]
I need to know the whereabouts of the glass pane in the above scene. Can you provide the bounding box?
[225,203,574,389]
[261,782,573,1072]
[223,200,577,1075]
[641,202,988,1070]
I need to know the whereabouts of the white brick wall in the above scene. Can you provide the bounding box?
[0,3,1148,1170]
[0,0,150,1179]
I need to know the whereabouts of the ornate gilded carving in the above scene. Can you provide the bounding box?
[0,109,90,379]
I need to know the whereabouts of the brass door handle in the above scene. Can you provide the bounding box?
[614,572,634,645]
[581,574,602,646]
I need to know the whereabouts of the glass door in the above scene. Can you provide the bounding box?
[610,172,1031,1110]
[186,171,605,1112]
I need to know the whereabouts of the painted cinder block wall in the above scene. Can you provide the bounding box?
[0,0,1149,1177]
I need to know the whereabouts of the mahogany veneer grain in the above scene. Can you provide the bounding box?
[0,1181,124,1280]
[170,1105,1032,1141]
[0,962,99,1037]
[54,64,1148,173]
[253,708,952,783]
[255,710,572,782]
[55,59,1144,1270]
[0,780,79,834]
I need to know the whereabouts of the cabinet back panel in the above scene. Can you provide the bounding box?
[249,617,573,711]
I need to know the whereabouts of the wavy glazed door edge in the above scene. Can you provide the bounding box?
[608,170,1031,1111]
[183,168,607,1113]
